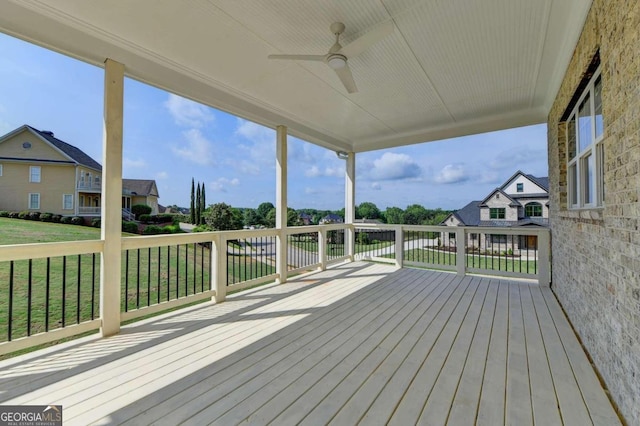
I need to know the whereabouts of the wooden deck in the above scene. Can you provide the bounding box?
[0,262,620,425]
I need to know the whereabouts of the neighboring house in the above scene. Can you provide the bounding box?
[122,179,160,215]
[442,171,549,251]
[0,125,159,216]
[319,213,344,224]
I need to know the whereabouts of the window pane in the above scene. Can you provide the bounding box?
[594,75,603,139]
[516,183,523,192]
[64,194,73,209]
[582,153,594,204]
[569,163,578,206]
[29,193,39,209]
[578,94,592,152]
[30,166,41,183]
[598,143,605,204]
[567,115,577,160]
[525,202,543,217]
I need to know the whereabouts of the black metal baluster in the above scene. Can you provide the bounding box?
[91,253,96,320]
[8,261,14,341]
[125,250,129,312]
[176,245,180,298]
[46,258,51,331]
[27,259,32,336]
[167,246,171,301]
[77,254,81,324]
[136,249,141,309]
[147,247,151,306]
[62,256,67,327]
[157,246,161,304]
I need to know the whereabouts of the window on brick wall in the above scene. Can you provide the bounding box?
[567,67,604,208]
[490,208,505,219]
[525,202,543,217]
[516,183,523,192]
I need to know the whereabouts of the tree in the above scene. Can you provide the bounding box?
[256,202,274,225]
[384,206,405,224]
[287,208,303,227]
[265,208,276,228]
[404,204,429,225]
[195,182,201,226]
[243,208,260,227]
[206,203,243,231]
[200,183,206,222]
[356,202,381,220]
[190,178,195,224]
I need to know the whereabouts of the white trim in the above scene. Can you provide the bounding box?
[567,67,604,209]
[28,192,40,209]
[0,163,3,176]
[63,193,74,210]
[29,165,41,183]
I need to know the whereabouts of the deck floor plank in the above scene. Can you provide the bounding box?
[0,262,621,426]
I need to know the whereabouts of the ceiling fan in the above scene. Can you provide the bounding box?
[268,21,394,94]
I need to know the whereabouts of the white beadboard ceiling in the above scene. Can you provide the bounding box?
[0,0,592,152]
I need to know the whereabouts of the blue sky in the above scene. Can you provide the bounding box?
[0,33,548,211]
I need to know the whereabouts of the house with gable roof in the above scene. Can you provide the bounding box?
[0,125,159,216]
[442,171,549,250]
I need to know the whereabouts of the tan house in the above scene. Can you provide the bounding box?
[0,125,159,216]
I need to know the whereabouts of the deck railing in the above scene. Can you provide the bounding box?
[0,223,549,355]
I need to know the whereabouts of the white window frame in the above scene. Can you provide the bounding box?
[63,194,74,210]
[28,193,40,210]
[29,166,41,183]
[0,163,3,176]
[567,67,604,209]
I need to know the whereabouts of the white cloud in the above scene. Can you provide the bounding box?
[304,187,319,194]
[210,177,240,192]
[235,119,274,143]
[434,164,469,184]
[371,182,382,190]
[490,147,546,170]
[171,129,214,165]
[368,152,422,180]
[155,171,169,180]
[123,157,147,169]
[164,94,213,128]
[304,164,344,178]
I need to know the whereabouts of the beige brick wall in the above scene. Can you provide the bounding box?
[548,0,640,423]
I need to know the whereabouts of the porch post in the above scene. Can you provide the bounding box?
[345,152,356,260]
[212,234,227,302]
[538,230,551,286]
[455,227,466,276]
[100,59,124,337]
[276,125,288,283]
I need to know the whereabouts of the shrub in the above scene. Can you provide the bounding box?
[131,204,152,218]
[40,212,53,222]
[142,225,163,235]
[122,221,139,234]
[0,211,9,217]
[193,224,214,232]
[171,213,190,224]
[507,248,513,256]
[61,216,73,224]
[71,216,85,225]
[155,214,174,223]
[18,211,30,220]
[356,232,370,245]
[91,218,101,228]
[51,214,62,223]
[28,211,41,221]
[139,214,151,224]
[8,211,20,219]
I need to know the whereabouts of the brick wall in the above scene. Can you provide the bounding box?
[548,0,640,423]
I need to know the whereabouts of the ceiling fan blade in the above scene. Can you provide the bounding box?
[334,64,358,94]
[339,21,394,58]
[268,54,326,61]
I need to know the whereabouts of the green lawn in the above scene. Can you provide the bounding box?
[290,237,394,255]
[400,248,538,274]
[0,218,274,342]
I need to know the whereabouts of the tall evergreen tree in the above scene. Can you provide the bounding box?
[190,178,195,224]
[200,183,206,222]
[196,183,202,226]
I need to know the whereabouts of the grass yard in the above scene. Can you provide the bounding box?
[289,237,394,255]
[401,248,538,274]
[0,218,275,343]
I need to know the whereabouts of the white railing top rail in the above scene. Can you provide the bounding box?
[0,240,104,262]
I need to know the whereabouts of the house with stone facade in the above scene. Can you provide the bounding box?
[442,171,549,251]
[0,125,159,216]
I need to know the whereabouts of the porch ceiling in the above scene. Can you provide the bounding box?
[0,0,591,152]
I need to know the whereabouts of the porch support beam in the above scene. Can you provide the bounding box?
[345,152,356,260]
[276,125,288,283]
[100,58,124,337]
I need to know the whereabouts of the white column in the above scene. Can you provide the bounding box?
[276,125,288,283]
[212,234,227,302]
[455,227,466,276]
[538,230,551,286]
[345,152,356,260]
[318,228,327,270]
[100,59,124,337]
[394,225,404,268]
